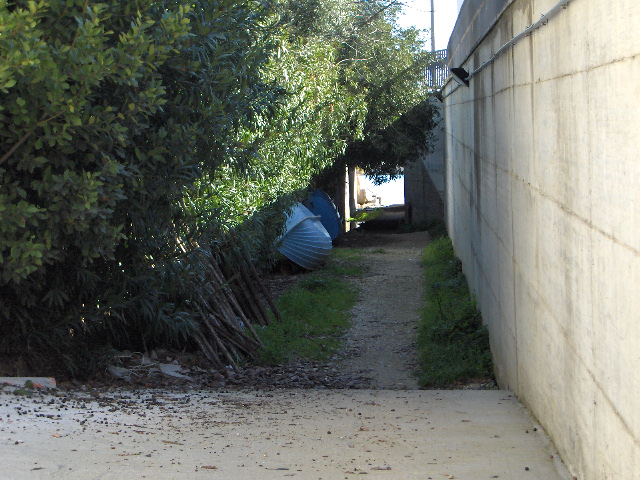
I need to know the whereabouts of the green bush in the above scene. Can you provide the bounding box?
[0,0,275,367]
[0,0,438,374]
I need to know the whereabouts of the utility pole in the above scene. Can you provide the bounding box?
[430,0,435,52]
[428,0,436,88]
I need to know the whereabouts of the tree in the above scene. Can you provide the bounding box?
[0,0,438,373]
[287,0,438,185]
[0,0,277,367]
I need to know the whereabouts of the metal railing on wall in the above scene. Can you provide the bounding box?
[442,0,572,99]
[425,49,449,90]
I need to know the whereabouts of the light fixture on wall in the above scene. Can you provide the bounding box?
[450,67,470,87]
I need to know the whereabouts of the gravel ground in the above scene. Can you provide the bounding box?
[0,223,571,479]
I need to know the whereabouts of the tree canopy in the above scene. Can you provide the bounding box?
[0,0,437,373]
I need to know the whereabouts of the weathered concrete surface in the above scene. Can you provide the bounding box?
[0,388,570,479]
[405,101,445,223]
[443,0,640,479]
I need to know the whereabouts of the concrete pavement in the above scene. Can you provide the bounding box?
[1,387,571,479]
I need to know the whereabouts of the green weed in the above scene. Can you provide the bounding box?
[329,247,364,262]
[348,209,383,223]
[417,237,493,387]
[324,248,366,276]
[254,253,360,365]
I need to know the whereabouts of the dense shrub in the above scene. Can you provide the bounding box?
[0,0,437,374]
[417,237,493,387]
[0,0,276,368]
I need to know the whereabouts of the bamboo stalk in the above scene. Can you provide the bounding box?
[237,258,273,325]
[210,260,264,347]
[200,295,257,351]
[242,249,282,323]
[232,274,266,326]
[217,250,263,325]
[231,279,258,322]
[215,325,258,357]
[182,239,276,371]
[194,328,224,370]
[225,234,271,324]
[194,302,238,369]
[228,230,282,323]
[210,280,261,351]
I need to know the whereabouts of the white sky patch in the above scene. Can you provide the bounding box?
[396,0,459,51]
[359,175,405,206]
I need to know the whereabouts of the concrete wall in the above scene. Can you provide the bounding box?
[443,1,640,478]
[405,100,445,223]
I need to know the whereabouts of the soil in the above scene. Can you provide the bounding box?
[1,211,492,392]
[3,212,565,480]
[60,215,427,391]
[221,226,429,390]
[330,229,428,389]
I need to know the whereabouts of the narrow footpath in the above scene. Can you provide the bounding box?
[0,222,572,479]
[333,230,428,389]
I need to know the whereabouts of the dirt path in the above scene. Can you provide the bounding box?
[0,224,572,479]
[333,230,430,389]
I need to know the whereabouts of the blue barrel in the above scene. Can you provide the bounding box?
[304,190,342,240]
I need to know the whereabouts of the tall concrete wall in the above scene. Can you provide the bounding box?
[443,1,640,478]
[405,100,445,223]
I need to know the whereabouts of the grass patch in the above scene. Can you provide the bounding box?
[324,247,365,276]
[329,247,364,262]
[348,209,382,223]
[417,237,493,387]
[254,252,361,365]
[424,219,448,239]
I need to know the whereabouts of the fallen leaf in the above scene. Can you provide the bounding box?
[52,433,61,438]
[162,440,184,445]
[201,465,217,469]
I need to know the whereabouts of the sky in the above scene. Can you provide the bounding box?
[395,0,460,51]
[359,175,406,206]
[360,1,461,206]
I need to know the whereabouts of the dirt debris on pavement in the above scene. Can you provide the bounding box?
[331,230,429,390]
[0,224,569,479]
[0,384,570,479]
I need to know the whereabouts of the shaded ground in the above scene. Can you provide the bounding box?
[225,222,428,390]
[33,207,487,392]
[331,229,428,389]
[354,204,406,232]
[0,207,572,479]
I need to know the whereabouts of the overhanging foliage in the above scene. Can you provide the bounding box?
[0,0,437,374]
